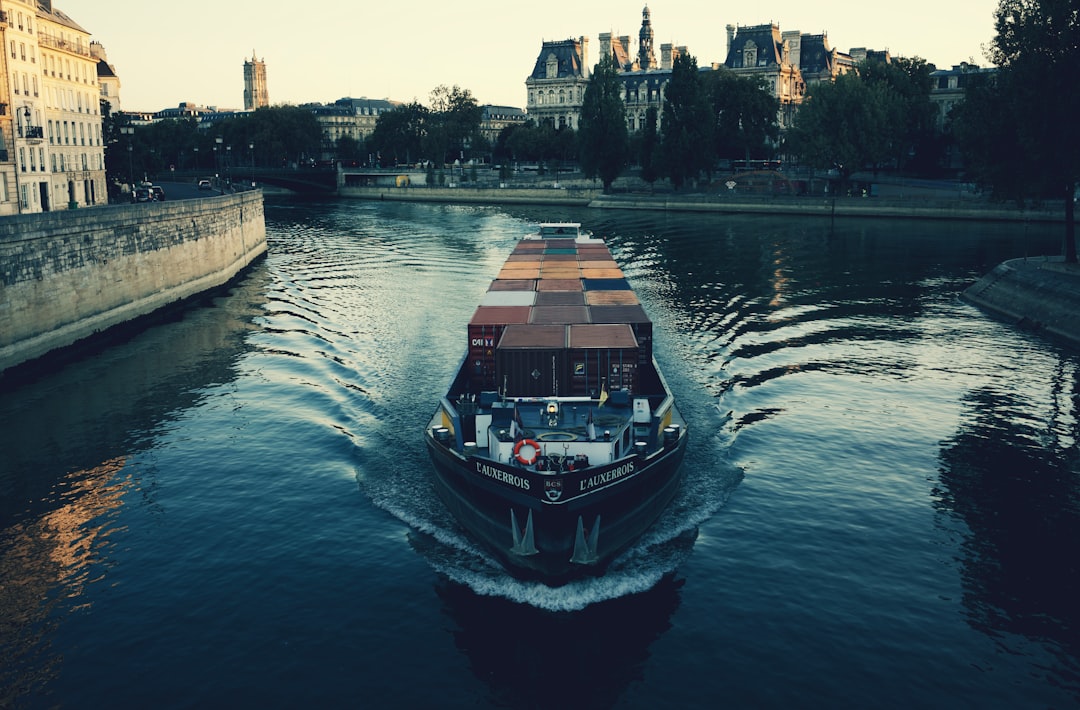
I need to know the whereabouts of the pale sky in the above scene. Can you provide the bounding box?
[57,0,998,112]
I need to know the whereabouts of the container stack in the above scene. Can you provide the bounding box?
[466,226,653,398]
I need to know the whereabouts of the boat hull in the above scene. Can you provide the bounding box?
[425,425,687,583]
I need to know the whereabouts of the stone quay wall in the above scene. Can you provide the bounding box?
[0,191,267,375]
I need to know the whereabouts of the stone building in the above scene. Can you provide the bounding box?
[525,36,591,130]
[0,0,106,213]
[722,24,861,129]
[243,50,268,111]
[310,97,400,162]
[91,41,120,114]
[480,104,527,145]
[525,7,687,133]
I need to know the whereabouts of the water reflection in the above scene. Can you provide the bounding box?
[936,356,1080,693]
[435,572,684,709]
[0,458,129,706]
[0,265,270,704]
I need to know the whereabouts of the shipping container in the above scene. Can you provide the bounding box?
[467,306,533,391]
[498,267,540,280]
[585,290,640,306]
[582,278,632,291]
[489,279,536,292]
[529,305,591,324]
[480,290,536,307]
[588,304,653,361]
[535,291,586,306]
[536,278,584,292]
[567,324,640,395]
[495,324,569,397]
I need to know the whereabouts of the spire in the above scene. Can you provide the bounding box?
[638,5,657,70]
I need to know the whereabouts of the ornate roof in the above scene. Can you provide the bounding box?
[799,34,834,75]
[725,25,785,69]
[529,39,587,80]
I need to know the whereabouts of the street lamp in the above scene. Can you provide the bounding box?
[226,145,232,186]
[193,146,199,171]
[249,142,255,188]
[214,136,223,186]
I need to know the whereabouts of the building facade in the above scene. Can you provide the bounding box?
[524,8,891,140]
[310,97,400,162]
[243,51,268,111]
[92,41,119,114]
[525,8,688,134]
[525,36,590,130]
[0,0,105,213]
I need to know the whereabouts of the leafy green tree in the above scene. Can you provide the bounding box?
[965,0,1080,261]
[702,67,779,166]
[857,57,938,173]
[369,101,428,166]
[336,136,363,164]
[639,105,661,186]
[786,72,900,189]
[660,52,712,189]
[578,52,629,191]
[426,85,482,166]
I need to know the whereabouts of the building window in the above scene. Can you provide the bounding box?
[744,42,758,68]
[546,54,558,80]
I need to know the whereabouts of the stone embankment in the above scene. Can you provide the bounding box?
[339,185,1067,222]
[0,191,266,379]
[962,257,1080,345]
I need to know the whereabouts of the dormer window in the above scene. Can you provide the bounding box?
[743,42,757,68]
[546,54,558,79]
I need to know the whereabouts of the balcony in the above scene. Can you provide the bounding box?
[21,125,44,144]
[37,33,90,58]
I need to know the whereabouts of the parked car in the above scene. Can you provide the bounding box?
[198,179,212,190]
[151,185,165,201]
[131,187,152,203]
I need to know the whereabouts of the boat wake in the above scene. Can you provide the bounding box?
[358,431,738,612]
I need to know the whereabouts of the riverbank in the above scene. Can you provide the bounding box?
[338,185,1066,222]
[962,256,1080,345]
[0,191,267,383]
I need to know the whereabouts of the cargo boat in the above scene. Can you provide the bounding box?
[425,223,688,583]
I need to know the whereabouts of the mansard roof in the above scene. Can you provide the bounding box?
[799,34,834,75]
[529,39,587,80]
[482,105,527,120]
[726,24,785,68]
[36,2,88,34]
[333,97,401,113]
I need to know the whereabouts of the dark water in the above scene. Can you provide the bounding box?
[2,199,1078,708]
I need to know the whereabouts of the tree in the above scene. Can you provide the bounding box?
[857,56,938,173]
[639,106,661,187]
[660,52,712,189]
[426,85,482,166]
[578,53,630,191]
[786,72,900,190]
[977,0,1080,262]
[369,101,428,166]
[336,136,363,164]
[702,67,779,167]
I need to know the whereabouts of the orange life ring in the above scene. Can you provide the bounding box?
[514,438,541,465]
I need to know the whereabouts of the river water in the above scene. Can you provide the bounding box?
[1,198,1078,708]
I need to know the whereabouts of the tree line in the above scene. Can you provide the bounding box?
[109,0,1076,259]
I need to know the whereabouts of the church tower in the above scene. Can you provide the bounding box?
[637,5,657,70]
[243,51,269,110]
